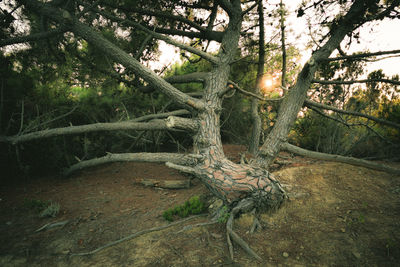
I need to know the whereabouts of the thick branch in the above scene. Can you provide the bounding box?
[312,78,400,86]
[0,29,65,47]
[131,109,191,122]
[304,99,400,130]
[65,152,198,176]
[217,0,234,15]
[137,72,207,93]
[281,143,400,175]
[165,116,199,132]
[0,119,192,145]
[249,0,265,154]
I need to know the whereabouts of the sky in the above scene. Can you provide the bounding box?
[157,0,400,78]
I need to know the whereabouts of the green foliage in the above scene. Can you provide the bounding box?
[23,198,60,218]
[39,202,60,218]
[162,195,206,222]
[217,205,230,224]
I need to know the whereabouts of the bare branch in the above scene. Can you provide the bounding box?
[304,99,400,130]
[0,29,65,47]
[65,152,198,176]
[226,81,283,103]
[136,72,208,92]
[325,49,400,61]
[281,143,400,175]
[312,78,400,86]
[0,119,195,145]
[242,1,258,16]
[131,109,190,122]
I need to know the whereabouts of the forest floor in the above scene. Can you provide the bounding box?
[1,144,400,267]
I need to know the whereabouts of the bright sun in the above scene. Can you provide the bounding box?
[264,79,273,88]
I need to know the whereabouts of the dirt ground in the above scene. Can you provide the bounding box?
[1,144,399,266]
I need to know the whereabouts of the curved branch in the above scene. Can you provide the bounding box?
[281,143,400,175]
[304,99,400,130]
[312,78,400,86]
[64,152,198,176]
[0,119,195,145]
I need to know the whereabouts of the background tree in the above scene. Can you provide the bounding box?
[1,0,400,260]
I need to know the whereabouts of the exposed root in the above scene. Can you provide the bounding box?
[71,215,203,256]
[250,209,261,234]
[226,198,262,261]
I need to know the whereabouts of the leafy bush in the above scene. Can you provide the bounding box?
[162,195,206,222]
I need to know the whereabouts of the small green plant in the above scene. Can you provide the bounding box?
[162,195,206,221]
[23,198,60,218]
[39,202,60,218]
[217,205,230,223]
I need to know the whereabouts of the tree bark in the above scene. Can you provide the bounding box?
[248,1,265,155]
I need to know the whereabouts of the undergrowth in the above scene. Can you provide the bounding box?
[163,195,206,221]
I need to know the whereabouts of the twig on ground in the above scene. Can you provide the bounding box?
[175,220,218,234]
[35,220,69,233]
[71,215,204,256]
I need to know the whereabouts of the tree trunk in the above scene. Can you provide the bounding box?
[255,0,370,168]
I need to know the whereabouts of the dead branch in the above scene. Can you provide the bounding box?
[64,152,198,176]
[304,99,400,130]
[324,49,400,61]
[131,109,191,122]
[281,143,400,175]
[0,119,190,145]
[140,178,191,189]
[71,215,204,256]
[35,220,69,233]
[312,78,400,86]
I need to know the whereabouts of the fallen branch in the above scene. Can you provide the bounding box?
[281,143,400,175]
[140,178,191,189]
[71,215,204,256]
[35,220,69,233]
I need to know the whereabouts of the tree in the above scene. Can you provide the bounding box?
[1,0,400,260]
